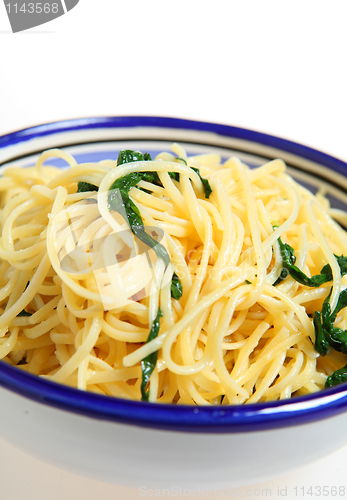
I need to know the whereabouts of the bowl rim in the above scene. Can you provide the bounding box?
[1,115,347,434]
[0,115,346,173]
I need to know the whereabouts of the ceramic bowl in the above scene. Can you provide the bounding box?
[1,116,347,490]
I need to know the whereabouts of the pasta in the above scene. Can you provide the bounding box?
[0,144,347,405]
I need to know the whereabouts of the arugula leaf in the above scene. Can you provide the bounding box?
[116,150,163,187]
[273,238,295,285]
[168,171,180,182]
[167,157,185,182]
[166,158,212,198]
[325,363,347,388]
[191,167,212,199]
[313,310,330,356]
[278,238,297,266]
[17,310,32,317]
[132,224,171,267]
[274,237,347,287]
[117,149,152,165]
[111,172,144,192]
[141,308,163,401]
[328,327,347,355]
[314,289,347,356]
[171,273,183,300]
[176,157,187,166]
[319,257,347,290]
[77,182,99,193]
[329,289,347,323]
[118,150,212,199]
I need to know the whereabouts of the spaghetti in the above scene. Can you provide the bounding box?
[0,144,347,405]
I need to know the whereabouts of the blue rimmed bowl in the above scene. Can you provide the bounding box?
[1,116,347,489]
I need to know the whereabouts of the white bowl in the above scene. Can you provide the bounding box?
[1,116,347,489]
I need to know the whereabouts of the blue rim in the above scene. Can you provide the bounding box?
[1,116,347,177]
[1,360,347,433]
[1,116,347,433]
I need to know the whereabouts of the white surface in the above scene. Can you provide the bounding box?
[0,1,347,498]
[0,434,346,500]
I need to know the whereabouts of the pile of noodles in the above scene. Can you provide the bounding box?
[0,144,347,405]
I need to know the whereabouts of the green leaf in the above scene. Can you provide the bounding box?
[274,237,347,287]
[168,171,180,182]
[314,288,347,360]
[325,363,347,388]
[328,288,347,324]
[117,149,152,165]
[279,238,297,265]
[176,157,187,165]
[167,157,186,182]
[313,311,330,356]
[171,273,183,299]
[273,268,290,286]
[191,167,212,199]
[335,255,347,276]
[116,149,212,201]
[141,308,163,401]
[328,327,347,355]
[17,310,32,317]
[132,224,171,268]
[115,150,162,189]
[110,172,144,193]
[312,255,347,286]
[77,182,99,193]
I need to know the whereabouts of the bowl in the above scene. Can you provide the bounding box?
[1,116,347,490]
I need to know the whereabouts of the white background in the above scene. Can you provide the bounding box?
[0,1,347,499]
